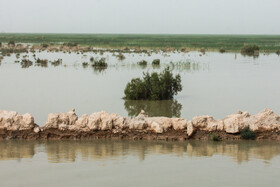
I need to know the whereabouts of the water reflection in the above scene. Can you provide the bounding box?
[0,140,279,164]
[124,99,182,118]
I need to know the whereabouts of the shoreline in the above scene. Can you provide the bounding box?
[0,108,279,141]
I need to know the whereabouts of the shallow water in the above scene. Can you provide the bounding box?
[1,52,280,186]
[0,51,280,125]
[0,140,279,186]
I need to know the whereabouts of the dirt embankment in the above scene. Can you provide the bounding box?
[0,109,280,141]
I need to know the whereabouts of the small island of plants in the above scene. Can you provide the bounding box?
[124,68,182,100]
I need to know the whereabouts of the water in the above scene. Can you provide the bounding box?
[0,51,279,125]
[0,140,279,186]
[1,51,280,186]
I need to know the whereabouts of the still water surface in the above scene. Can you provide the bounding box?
[0,51,280,186]
[0,51,279,125]
[0,140,280,186]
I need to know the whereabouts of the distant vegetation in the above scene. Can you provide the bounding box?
[219,48,226,53]
[124,68,182,100]
[8,41,15,46]
[152,59,160,65]
[241,45,260,56]
[21,59,33,68]
[240,127,256,140]
[91,57,107,67]
[137,60,147,66]
[0,34,280,52]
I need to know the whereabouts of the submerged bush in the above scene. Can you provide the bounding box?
[240,126,256,140]
[82,62,89,68]
[50,59,62,67]
[219,48,226,53]
[124,68,182,100]
[152,59,160,65]
[36,58,48,67]
[21,59,33,68]
[241,45,259,56]
[138,60,147,66]
[90,57,94,62]
[91,57,107,67]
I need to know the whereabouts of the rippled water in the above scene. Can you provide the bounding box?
[0,51,279,125]
[0,140,280,186]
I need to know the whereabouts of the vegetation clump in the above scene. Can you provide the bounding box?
[50,59,62,67]
[276,50,280,56]
[82,62,89,68]
[240,126,256,140]
[21,59,33,68]
[91,57,107,67]
[124,68,182,100]
[152,59,160,65]
[241,45,259,56]
[63,42,78,47]
[36,58,48,67]
[138,60,147,66]
[90,57,94,62]
[219,48,226,53]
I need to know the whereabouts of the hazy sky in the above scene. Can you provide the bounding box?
[0,0,279,34]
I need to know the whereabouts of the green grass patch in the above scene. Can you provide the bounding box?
[0,33,280,52]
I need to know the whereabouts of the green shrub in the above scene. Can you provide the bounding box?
[241,45,259,56]
[91,57,107,67]
[82,62,89,68]
[152,59,160,65]
[276,50,280,56]
[90,57,94,62]
[138,60,147,66]
[124,68,182,100]
[219,48,226,53]
[240,126,256,140]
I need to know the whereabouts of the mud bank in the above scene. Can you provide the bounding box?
[0,109,280,141]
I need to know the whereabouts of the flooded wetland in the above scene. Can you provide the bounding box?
[0,41,280,186]
[1,0,280,184]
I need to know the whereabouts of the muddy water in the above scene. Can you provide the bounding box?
[0,140,279,186]
[0,51,280,125]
